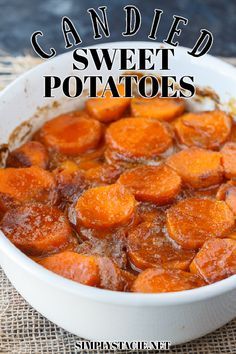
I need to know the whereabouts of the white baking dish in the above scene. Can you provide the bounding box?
[0,42,235,345]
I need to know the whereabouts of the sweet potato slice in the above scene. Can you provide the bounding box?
[167,198,235,249]
[104,148,138,168]
[121,270,136,292]
[128,221,195,271]
[228,122,236,142]
[190,238,236,283]
[216,182,236,215]
[75,184,136,230]
[86,84,131,122]
[216,181,236,214]
[131,97,185,121]
[221,142,236,179]
[174,110,231,149]
[118,164,181,204]
[225,189,236,215]
[0,166,57,212]
[40,252,100,286]
[95,256,137,291]
[1,204,72,256]
[53,161,87,204]
[6,141,49,169]
[166,147,223,189]
[132,268,205,293]
[38,114,103,155]
[96,256,130,291]
[228,232,236,240]
[106,117,173,161]
[40,252,133,290]
[83,163,122,185]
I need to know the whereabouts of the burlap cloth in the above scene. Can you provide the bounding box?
[0,55,235,354]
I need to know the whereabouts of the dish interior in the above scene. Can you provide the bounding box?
[0,76,235,295]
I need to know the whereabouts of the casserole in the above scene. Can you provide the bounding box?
[0,41,235,344]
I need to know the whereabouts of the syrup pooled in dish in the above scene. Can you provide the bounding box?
[1,88,236,293]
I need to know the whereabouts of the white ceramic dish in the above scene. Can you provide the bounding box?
[0,42,235,345]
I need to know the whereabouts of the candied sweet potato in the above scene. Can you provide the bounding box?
[221,142,236,179]
[167,198,235,249]
[228,122,236,142]
[128,221,195,271]
[1,204,72,256]
[216,181,236,215]
[132,268,205,293]
[40,252,100,286]
[166,147,223,189]
[0,166,57,212]
[40,252,134,291]
[131,97,185,121]
[83,163,122,185]
[6,141,49,169]
[86,84,131,122]
[53,161,87,204]
[190,238,236,283]
[121,270,136,292]
[174,110,231,149]
[118,164,181,204]
[228,232,236,240]
[96,256,129,291]
[38,114,103,155]
[106,117,173,161]
[75,184,136,230]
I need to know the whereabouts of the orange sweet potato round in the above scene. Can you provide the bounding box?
[1,204,72,256]
[221,142,236,179]
[83,163,122,185]
[190,238,236,283]
[38,114,103,155]
[0,166,57,212]
[167,198,235,249]
[132,268,205,293]
[75,184,136,230]
[166,147,223,189]
[228,122,236,142]
[121,270,136,292]
[40,252,100,286]
[228,232,236,240]
[6,141,49,169]
[96,256,132,291]
[127,221,195,271]
[216,181,236,215]
[86,84,131,122]
[40,252,135,291]
[53,161,87,204]
[174,110,232,149]
[131,97,185,121]
[106,117,173,161]
[118,164,181,204]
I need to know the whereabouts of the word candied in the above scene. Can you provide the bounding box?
[32,6,214,99]
[31,6,213,59]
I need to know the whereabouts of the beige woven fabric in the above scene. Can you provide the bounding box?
[0,56,235,354]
